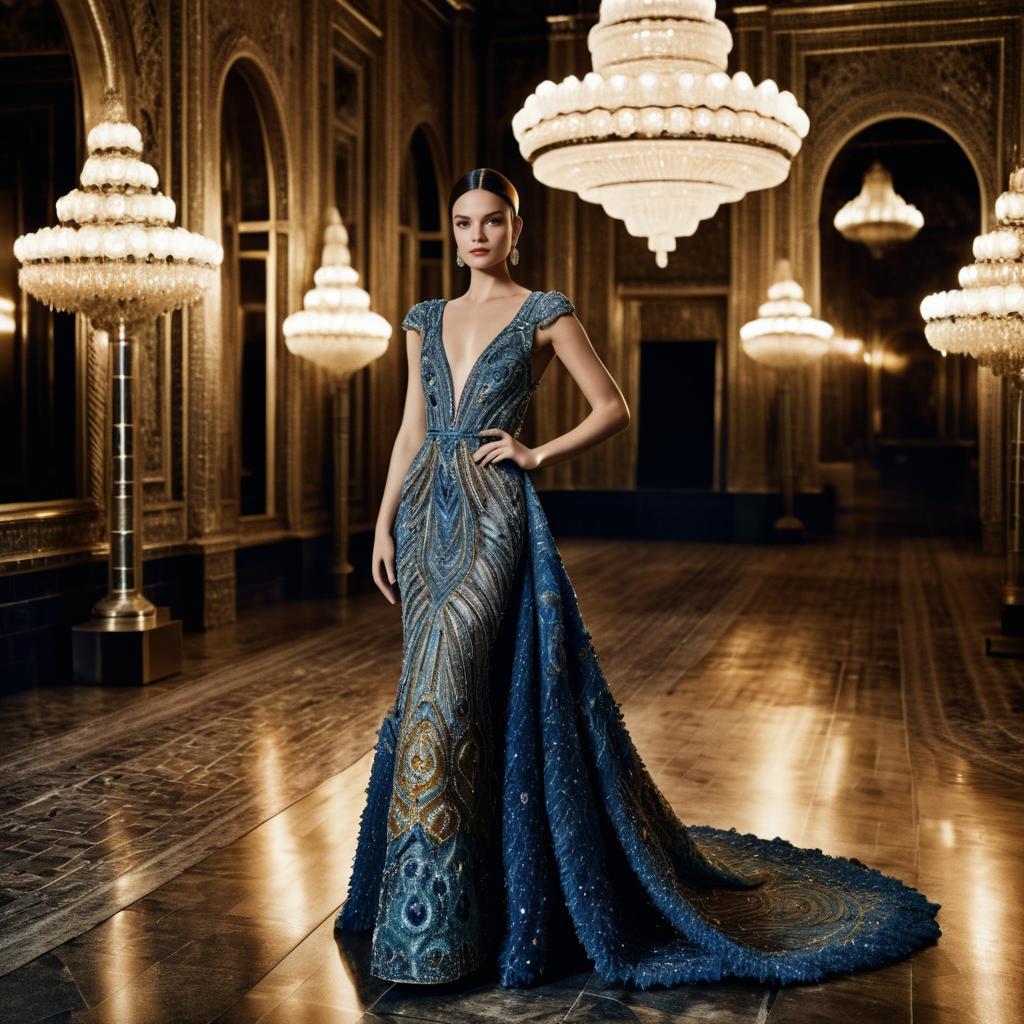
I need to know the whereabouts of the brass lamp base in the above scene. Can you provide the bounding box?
[72,606,182,685]
[329,560,355,598]
[773,514,806,541]
[985,633,1024,657]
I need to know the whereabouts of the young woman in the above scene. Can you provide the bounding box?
[335,168,940,989]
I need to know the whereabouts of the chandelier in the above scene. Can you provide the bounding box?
[283,208,391,376]
[512,0,809,268]
[834,161,923,259]
[14,94,221,330]
[740,261,833,370]
[920,166,1024,377]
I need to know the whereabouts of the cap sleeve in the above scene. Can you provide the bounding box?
[537,290,575,330]
[401,300,429,334]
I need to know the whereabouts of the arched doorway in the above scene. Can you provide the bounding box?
[818,117,980,500]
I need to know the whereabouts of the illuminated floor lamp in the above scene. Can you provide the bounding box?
[283,209,391,596]
[13,90,222,684]
[922,166,1024,655]
[741,260,833,536]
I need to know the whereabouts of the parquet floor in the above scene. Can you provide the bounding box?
[0,472,1020,1023]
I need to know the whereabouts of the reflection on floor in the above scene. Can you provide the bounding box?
[0,473,1020,1023]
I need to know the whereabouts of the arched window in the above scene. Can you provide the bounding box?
[0,0,78,504]
[399,127,446,315]
[221,66,277,518]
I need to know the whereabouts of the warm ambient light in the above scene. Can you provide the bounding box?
[512,0,809,268]
[283,208,391,377]
[830,335,864,359]
[740,260,833,369]
[834,161,923,258]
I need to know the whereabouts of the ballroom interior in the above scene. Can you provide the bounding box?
[1,0,1022,1021]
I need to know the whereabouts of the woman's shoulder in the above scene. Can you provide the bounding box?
[535,288,576,329]
[400,297,442,333]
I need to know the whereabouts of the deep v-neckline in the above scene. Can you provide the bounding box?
[437,291,538,426]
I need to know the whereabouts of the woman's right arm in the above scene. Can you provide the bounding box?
[372,323,427,604]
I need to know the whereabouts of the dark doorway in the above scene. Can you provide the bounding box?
[637,340,716,488]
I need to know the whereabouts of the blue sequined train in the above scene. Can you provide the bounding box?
[335,289,940,988]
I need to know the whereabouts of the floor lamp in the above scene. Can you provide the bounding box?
[923,165,1024,656]
[284,209,391,597]
[740,260,833,537]
[14,90,222,684]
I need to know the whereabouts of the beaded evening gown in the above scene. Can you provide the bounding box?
[334,289,940,988]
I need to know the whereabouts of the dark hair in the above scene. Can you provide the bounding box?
[448,167,520,219]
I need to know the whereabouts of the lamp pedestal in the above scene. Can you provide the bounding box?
[774,372,806,539]
[328,376,355,597]
[987,375,1024,655]
[73,320,182,683]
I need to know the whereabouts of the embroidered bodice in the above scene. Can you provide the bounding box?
[401,289,575,441]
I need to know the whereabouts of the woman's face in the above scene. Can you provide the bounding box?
[452,188,521,269]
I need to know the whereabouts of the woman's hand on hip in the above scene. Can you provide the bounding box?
[472,428,539,470]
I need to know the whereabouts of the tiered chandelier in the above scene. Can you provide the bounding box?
[14,93,221,326]
[512,0,809,268]
[740,261,833,370]
[921,166,1024,377]
[283,208,391,376]
[834,161,923,258]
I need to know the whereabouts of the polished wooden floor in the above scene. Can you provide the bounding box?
[0,470,1021,1023]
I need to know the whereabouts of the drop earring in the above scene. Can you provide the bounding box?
[456,251,464,267]
[510,245,520,266]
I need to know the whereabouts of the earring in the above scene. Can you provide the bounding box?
[456,251,464,267]
[510,245,520,266]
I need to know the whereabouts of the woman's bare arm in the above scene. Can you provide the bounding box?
[525,313,630,470]
[376,327,428,538]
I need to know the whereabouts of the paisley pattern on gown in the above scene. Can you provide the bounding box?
[335,289,941,988]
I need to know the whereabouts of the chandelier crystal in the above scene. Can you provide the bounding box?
[13,90,222,330]
[283,208,391,377]
[512,0,809,268]
[834,161,923,259]
[921,166,1024,377]
[740,261,833,369]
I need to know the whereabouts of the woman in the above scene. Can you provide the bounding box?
[335,168,940,989]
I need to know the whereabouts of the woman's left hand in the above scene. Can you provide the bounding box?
[473,428,539,470]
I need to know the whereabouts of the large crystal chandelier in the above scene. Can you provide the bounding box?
[740,261,833,370]
[921,166,1024,377]
[284,208,390,595]
[834,161,923,258]
[14,94,221,327]
[512,0,809,268]
[12,89,221,683]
